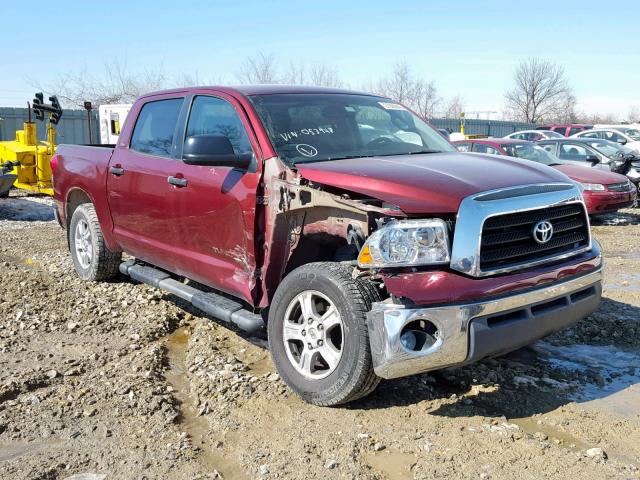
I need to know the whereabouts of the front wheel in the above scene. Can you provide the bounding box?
[268,262,382,406]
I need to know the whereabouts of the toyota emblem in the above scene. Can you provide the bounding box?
[532,220,554,244]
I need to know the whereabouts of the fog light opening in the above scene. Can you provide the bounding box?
[400,319,439,352]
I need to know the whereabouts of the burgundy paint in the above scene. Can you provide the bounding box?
[297,152,569,214]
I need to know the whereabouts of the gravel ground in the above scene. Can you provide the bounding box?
[1,193,639,480]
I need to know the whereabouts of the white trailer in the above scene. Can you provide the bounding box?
[99,104,132,144]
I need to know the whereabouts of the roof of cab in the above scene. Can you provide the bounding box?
[139,84,380,99]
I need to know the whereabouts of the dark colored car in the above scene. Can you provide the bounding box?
[454,139,636,214]
[537,124,593,137]
[52,86,603,406]
[537,138,640,191]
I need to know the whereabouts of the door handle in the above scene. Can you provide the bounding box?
[109,166,125,176]
[168,176,188,188]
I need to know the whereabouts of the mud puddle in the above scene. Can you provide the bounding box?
[605,272,640,292]
[0,442,49,463]
[535,341,640,418]
[365,449,416,480]
[510,417,589,451]
[165,327,248,479]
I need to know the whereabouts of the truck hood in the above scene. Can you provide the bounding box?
[296,152,571,214]
[553,163,628,185]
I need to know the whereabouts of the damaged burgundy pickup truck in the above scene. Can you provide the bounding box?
[52,86,603,405]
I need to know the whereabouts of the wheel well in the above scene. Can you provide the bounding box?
[65,189,92,229]
[284,233,358,275]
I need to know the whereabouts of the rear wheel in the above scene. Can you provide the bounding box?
[268,262,382,406]
[69,204,121,281]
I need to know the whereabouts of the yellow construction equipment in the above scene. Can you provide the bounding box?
[0,93,62,197]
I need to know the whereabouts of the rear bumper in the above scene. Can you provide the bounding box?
[367,265,602,379]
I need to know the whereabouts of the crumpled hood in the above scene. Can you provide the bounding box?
[553,163,628,185]
[296,152,572,214]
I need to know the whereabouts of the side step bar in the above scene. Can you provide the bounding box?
[119,262,265,337]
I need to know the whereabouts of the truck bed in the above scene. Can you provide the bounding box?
[53,144,117,249]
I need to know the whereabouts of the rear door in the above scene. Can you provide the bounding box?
[106,95,189,270]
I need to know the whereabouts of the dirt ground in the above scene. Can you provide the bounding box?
[1,193,639,480]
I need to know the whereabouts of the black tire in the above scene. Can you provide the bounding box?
[69,203,121,281]
[268,262,382,406]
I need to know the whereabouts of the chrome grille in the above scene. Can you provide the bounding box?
[480,203,589,271]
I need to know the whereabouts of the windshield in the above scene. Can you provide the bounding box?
[620,128,640,140]
[249,93,454,165]
[501,143,564,166]
[586,139,637,157]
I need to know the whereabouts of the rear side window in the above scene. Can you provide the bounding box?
[456,142,471,152]
[552,127,567,136]
[130,98,183,157]
[568,127,581,136]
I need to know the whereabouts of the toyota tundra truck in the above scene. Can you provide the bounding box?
[52,86,603,406]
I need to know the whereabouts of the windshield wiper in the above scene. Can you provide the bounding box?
[375,150,443,157]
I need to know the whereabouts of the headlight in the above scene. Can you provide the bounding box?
[358,219,450,268]
[581,183,605,191]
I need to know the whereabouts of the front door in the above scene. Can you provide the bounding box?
[171,93,262,303]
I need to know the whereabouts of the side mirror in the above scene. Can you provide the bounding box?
[585,154,600,164]
[183,134,252,169]
[615,137,627,145]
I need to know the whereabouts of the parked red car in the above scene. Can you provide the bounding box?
[454,139,636,214]
[537,124,593,137]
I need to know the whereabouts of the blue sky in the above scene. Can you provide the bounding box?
[2,0,639,116]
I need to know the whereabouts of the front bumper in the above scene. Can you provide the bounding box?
[367,267,603,379]
[583,189,637,214]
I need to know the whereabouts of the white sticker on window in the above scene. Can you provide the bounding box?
[378,102,406,111]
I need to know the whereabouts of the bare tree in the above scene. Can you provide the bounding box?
[307,64,342,87]
[29,59,168,108]
[627,105,640,123]
[441,95,465,118]
[236,53,280,84]
[505,58,574,123]
[281,62,342,87]
[373,61,441,118]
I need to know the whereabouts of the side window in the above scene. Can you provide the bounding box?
[472,143,488,153]
[510,133,523,140]
[559,144,589,161]
[186,96,254,156]
[540,144,556,154]
[485,146,500,155]
[130,98,183,157]
[568,127,581,136]
[456,142,471,152]
[552,127,567,136]
[580,131,600,139]
[602,131,624,143]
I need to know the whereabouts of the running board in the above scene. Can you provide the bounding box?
[119,262,265,337]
